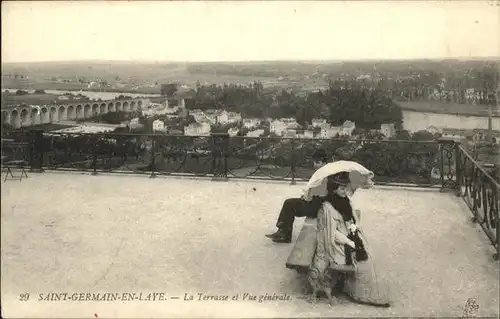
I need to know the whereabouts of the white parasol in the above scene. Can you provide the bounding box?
[302,160,375,201]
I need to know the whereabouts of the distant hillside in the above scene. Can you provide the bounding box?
[2,58,498,94]
[3,58,498,78]
[1,62,189,83]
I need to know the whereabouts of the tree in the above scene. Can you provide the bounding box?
[211,122,239,134]
[161,84,178,97]
[262,126,270,136]
[113,126,130,133]
[237,127,250,136]
[100,111,128,125]
[181,79,404,133]
[410,130,439,156]
[310,85,404,130]
[2,123,14,132]
[393,130,411,140]
[412,130,435,141]
[352,128,365,136]
[365,131,386,140]
[295,104,320,127]
[186,115,196,125]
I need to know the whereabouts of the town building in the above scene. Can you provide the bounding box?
[311,118,327,127]
[216,110,229,124]
[246,129,265,137]
[270,119,287,136]
[425,125,441,135]
[152,119,166,132]
[283,129,297,138]
[227,112,242,123]
[242,118,261,129]
[227,127,240,137]
[141,102,174,117]
[380,123,396,138]
[184,122,211,136]
[342,120,356,136]
[321,125,342,139]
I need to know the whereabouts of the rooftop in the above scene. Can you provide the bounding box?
[1,172,499,318]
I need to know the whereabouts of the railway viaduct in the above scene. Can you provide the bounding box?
[1,98,149,129]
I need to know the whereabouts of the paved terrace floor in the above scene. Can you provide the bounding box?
[1,172,499,318]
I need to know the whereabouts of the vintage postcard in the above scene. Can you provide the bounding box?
[1,1,499,318]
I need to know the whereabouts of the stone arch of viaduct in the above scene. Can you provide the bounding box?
[2,98,147,129]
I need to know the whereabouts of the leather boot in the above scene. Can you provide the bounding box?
[265,228,292,243]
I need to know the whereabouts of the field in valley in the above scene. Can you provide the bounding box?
[2,60,497,117]
[1,61,325,94]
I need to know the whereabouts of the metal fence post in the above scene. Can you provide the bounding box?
[454,142,463,197]
[29,129,45,173]
[91,136,98,176]
[149,135,157,178]
[290,139,296,185]
[438,139,459,192]
[496,186,500,261]
[223,135,229,178]
[494,165,500,261]
[28,132,36,169]
[210,133,229,181]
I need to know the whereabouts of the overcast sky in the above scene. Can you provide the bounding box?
[2,1,499,63]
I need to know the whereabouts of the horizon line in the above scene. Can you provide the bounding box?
[3,56,500,65]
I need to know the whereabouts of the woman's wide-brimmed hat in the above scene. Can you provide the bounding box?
[302,160,375,201]
[328,171,351,186]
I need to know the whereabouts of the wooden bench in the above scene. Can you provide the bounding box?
[1,142,30,182]
[2,158,29,182]
[286,210,361,274]
[286,217,317,274]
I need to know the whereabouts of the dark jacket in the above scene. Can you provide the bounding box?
[325,194,369,264]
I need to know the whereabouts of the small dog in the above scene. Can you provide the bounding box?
[306,266,350,305]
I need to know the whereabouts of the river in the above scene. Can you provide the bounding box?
[402,110,500,133]
[4,88,498,132]
[3,88,160,100]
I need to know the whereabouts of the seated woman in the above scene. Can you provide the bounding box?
[307,172,390,307]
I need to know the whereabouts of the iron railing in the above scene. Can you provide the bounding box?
[2,130,498,258]
[7,131,446,185]
[456,145,499,260]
